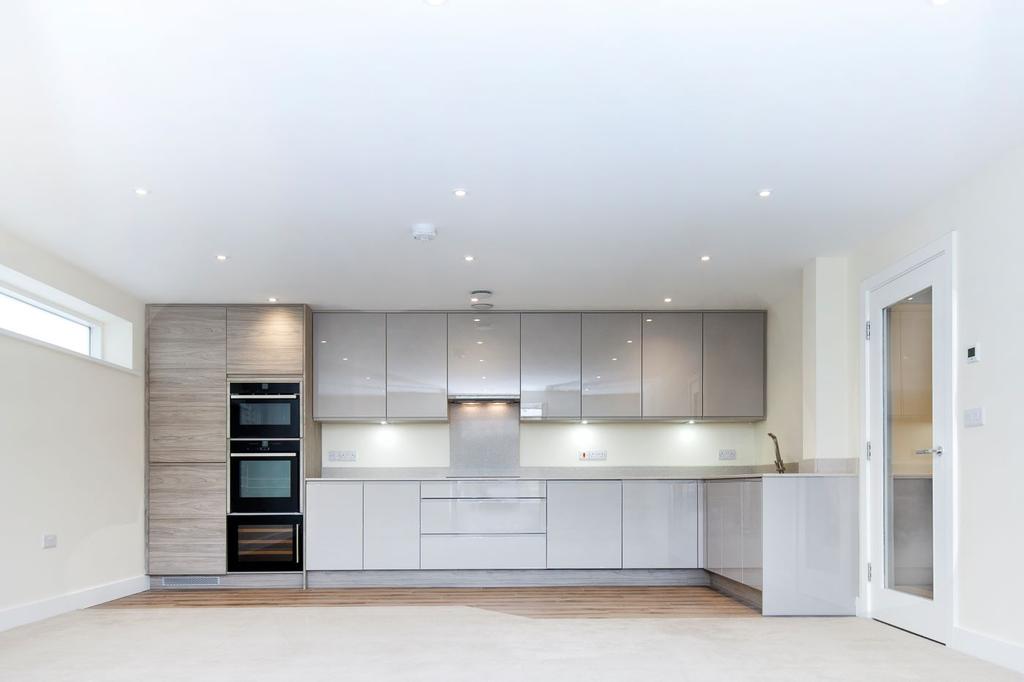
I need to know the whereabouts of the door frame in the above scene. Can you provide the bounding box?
[859,232,958,641]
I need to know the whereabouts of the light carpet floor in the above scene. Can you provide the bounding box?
[0,605,1018,681]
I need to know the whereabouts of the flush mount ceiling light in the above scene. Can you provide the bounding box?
[134,187,149,196]
[700,255,711,262]
[411,223,437,241]
[267,297,278,303]
[453,188,467,198]
[758,189,772,198]
[464,255,474,262]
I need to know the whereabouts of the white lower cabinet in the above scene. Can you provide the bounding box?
[363,481,420,570]
[306,481,363,570]
[622,480,699,569]
[421,534,546,569]
[546,480,622,568]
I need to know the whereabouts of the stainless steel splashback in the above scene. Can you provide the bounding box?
[448,401,520,475]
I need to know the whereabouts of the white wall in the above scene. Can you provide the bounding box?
[756,281,804,466]
[845,145,1024,657]
[0,230,146,626]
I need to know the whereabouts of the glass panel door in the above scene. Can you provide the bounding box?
[884,287,934,600]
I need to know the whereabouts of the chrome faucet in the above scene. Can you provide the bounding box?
[767,432,786,474]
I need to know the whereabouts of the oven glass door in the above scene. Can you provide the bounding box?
[230,397,300,439]
[230,456,300,513]
[228,515,302,572]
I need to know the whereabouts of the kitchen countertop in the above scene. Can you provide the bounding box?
[308,466,853,481]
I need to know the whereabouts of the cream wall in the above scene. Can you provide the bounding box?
[0,230,145,623]
[845,145,1024,654]
[756,282,803,465]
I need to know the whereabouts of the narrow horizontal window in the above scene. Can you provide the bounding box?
[0,290,93,357]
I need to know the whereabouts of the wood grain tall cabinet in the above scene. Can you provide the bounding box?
[146,304,316,576]
[147,306,228,575]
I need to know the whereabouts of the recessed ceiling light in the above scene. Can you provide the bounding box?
[365,376,371,380]
[380,420,388,425]
[481,376,486,380]
[688,420,696,425]
[479,359,485,363]
[470,297,479,303]
[216,254,228,261]
[453,188,467,198]
[342,357,348,361]
[135,187,148,196]
[476,340,484,345]
[464,255,474,262]
[700,255,711,262]
[267,297,278,303]
[758,189,772,198]
[473,318,481,322]
[612,357,618,361]
[664,297,672,303]
[626,339,633,344]
[320,340,327,344]
[596,375,601,379]
[908,296,915,301]
[581,420,589,425]
[645,318,653,323]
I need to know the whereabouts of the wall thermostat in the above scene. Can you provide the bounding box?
[966,344,979,364]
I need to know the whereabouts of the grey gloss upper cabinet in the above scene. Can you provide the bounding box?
[521,313,581,419]
[642,313,702,418]
[447,313,520,398]
[702,312,766,419]
[582,313,642,418]
[314,313,386,420]
[226,306,305,375]
[387,313,447,420]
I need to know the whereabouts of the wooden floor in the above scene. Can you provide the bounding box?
[98,586,758,619]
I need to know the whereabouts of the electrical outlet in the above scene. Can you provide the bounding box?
[964,407,985,428]
[719,449,737,461]
[328,450,356,463]
[578,450,607,461]
[42,534,57,549]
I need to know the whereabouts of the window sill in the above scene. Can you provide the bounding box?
[0,327,141,376]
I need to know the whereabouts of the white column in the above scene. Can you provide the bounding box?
[802,257,850,462]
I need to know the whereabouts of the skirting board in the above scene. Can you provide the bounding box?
[149,573,304,590]
[308,569,710,589]
[950,626,1024,675]
[708,573,763,611]
[0,575,148,633]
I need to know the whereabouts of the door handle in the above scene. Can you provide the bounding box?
[914,446,943,456]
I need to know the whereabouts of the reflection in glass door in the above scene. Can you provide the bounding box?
[884,287,934,600]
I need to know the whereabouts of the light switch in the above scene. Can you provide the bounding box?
[964,407,984,428]
[719,449,737,461]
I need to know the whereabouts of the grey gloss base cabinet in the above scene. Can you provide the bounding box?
[705,477,858,616]
[306,479,700,571]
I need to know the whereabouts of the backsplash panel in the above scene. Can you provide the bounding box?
[321,421,762,469]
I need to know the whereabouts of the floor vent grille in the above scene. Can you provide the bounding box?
[161,576,221,587]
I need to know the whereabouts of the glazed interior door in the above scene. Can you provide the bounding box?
[868,250,952,643]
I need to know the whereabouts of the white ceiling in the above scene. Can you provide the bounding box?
[2,1,1023,310]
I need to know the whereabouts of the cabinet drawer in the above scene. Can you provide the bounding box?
[149,464,226,518]
[420,534,546,569]
[148,517,225,575]
[420,480,546,499]
[421,499,546,534]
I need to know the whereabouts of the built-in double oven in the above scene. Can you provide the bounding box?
[228,382,303,572]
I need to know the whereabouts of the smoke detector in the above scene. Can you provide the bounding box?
[470,290,492,300]
[471,302,494,310]
[411,223,437,241]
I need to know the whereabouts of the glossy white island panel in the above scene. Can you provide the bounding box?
[761,475,858,616]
